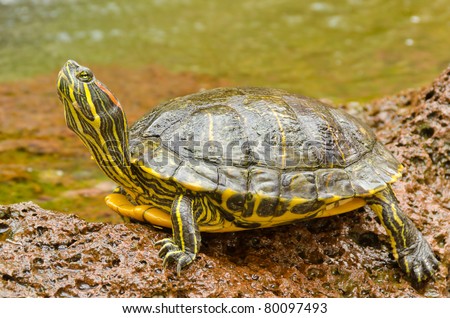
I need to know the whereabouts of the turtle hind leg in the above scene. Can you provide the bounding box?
[366,185,439,283]
[155,194,201,275]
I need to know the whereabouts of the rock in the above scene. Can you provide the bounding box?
[0,67,449,297]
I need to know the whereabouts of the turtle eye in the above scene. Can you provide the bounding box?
[76,69,94,82]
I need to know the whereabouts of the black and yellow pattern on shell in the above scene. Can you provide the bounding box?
[128,87,403,232]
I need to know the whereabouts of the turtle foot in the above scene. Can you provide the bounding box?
[397,233,439,284]
[155,238,196,275]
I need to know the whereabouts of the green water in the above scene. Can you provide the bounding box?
[1,0,449,100]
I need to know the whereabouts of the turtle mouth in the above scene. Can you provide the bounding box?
[56,72,72,105]
[57,61,75,101]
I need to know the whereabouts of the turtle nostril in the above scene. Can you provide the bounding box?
[67,59,80,67]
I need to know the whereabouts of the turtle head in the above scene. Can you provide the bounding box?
[57,60,125,132]
[57,60,133,185]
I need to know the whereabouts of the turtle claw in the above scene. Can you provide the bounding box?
[163,250,196,275]
[155,238,195,275]
[155,238,178,258]
[398,234,439,284]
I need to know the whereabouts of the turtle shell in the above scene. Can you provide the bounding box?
[129,87,401,209]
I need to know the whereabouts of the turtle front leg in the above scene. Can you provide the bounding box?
[155,194,201,275]
[366,186,439,283]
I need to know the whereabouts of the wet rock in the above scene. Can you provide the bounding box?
[62,181,116,199]
[0,67,449,297]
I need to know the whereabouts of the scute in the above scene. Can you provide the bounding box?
[346,159,386,195]
[130,136,176,178]
[129,87,402,204]
[247,167,280,198]
[316,169,354,201]
[244,167,280,217]
[371,143,403,182]
[280,171,317,201]
[217,166,248,194]
[172,162,217,192]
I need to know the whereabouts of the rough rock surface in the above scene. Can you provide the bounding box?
[0,68,449,298]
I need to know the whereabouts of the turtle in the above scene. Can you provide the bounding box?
[57,60,438,283]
